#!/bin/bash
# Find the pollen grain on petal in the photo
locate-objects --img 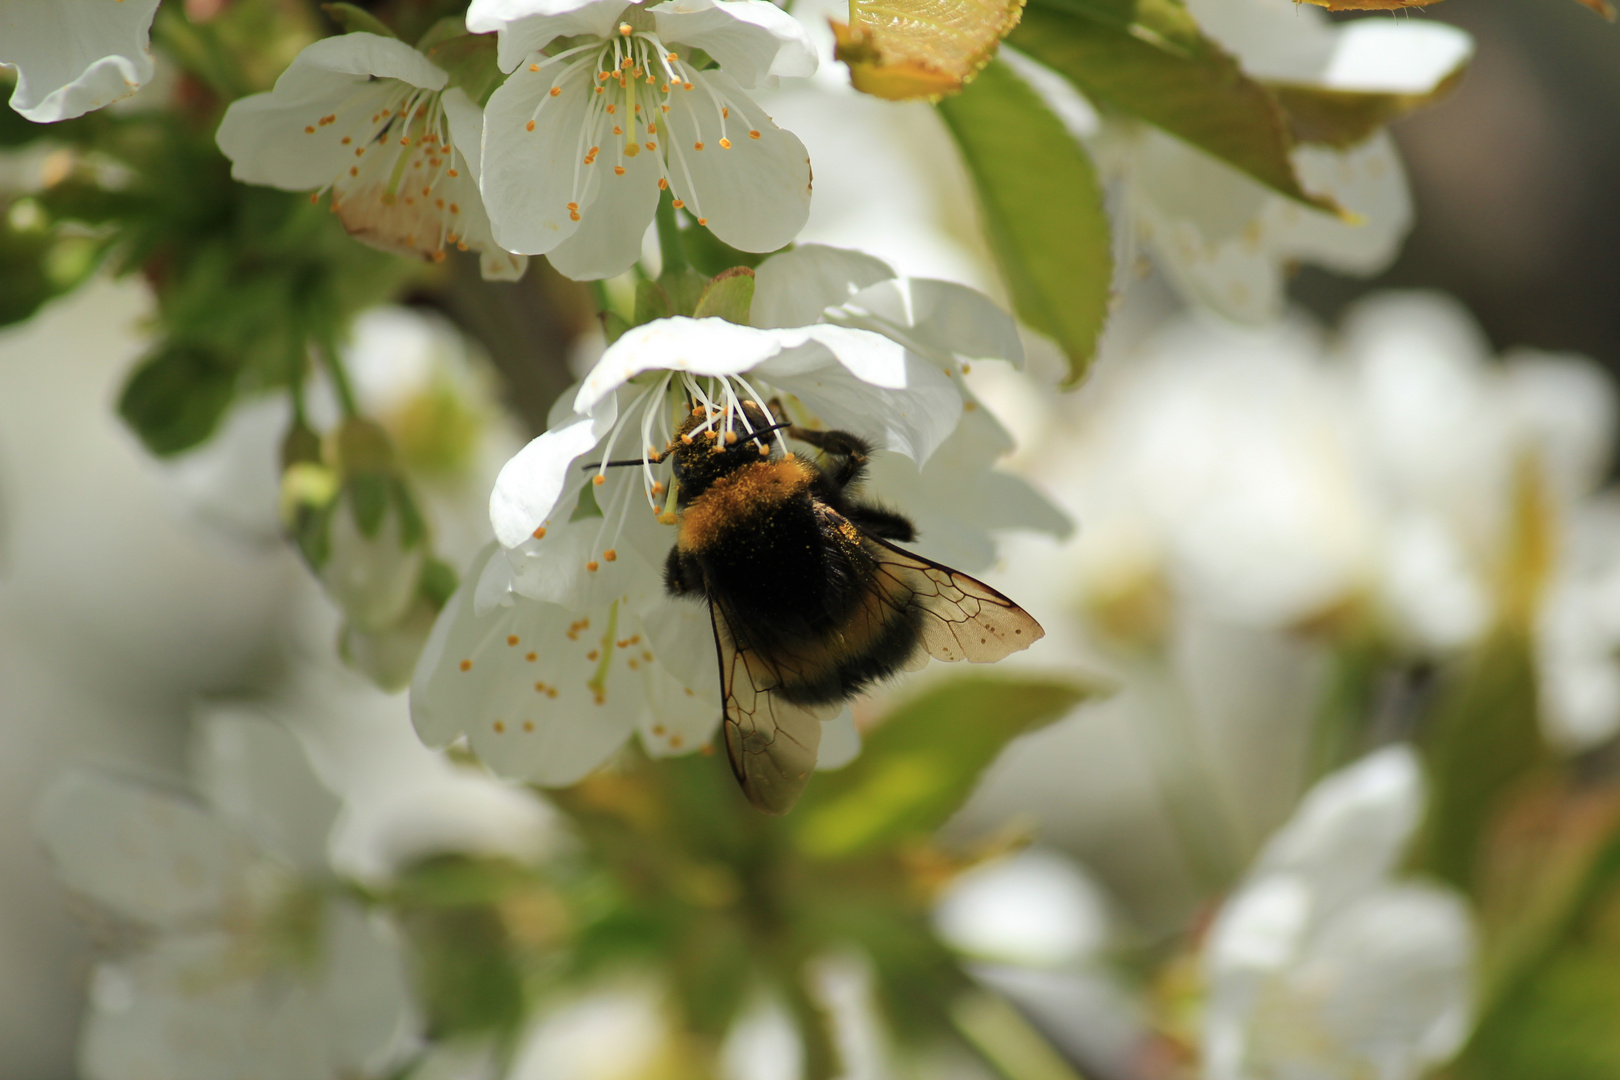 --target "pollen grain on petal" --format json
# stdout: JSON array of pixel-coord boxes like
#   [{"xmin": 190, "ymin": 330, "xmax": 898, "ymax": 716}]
[{"xmin": 460, "ymin": 659, "xmax": 474, "ymax": 672}]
